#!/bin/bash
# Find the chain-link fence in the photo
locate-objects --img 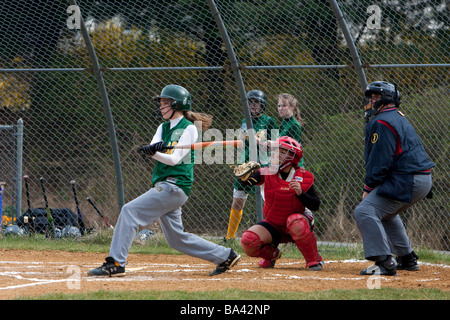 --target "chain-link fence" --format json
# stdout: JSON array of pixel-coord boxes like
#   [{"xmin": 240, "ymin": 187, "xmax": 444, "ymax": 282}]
[
  {"xmin": 0, "ymin": 1, "xmax": 448, "ymax": 251},
  {"xmin": 0, "ymin": 119, "xmax": 23, "ymax": 231}
]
